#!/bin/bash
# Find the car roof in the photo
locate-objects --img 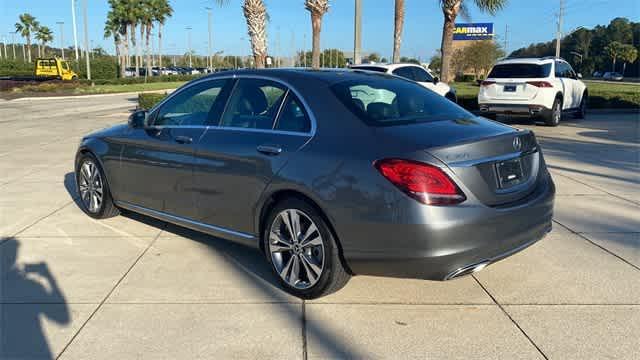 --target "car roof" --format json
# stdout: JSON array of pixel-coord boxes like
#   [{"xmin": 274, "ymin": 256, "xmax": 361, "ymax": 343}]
[
  {"xmin": 350, "ymin": 63, "xmax": 425, "ymax": 71},
  {"xmin": 202, "ymin": 67, "xmax": 396, "ymax": 85},
  {"xmin": 495, "ymin": 57, "xmax": 562, "ymax": 65}
]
